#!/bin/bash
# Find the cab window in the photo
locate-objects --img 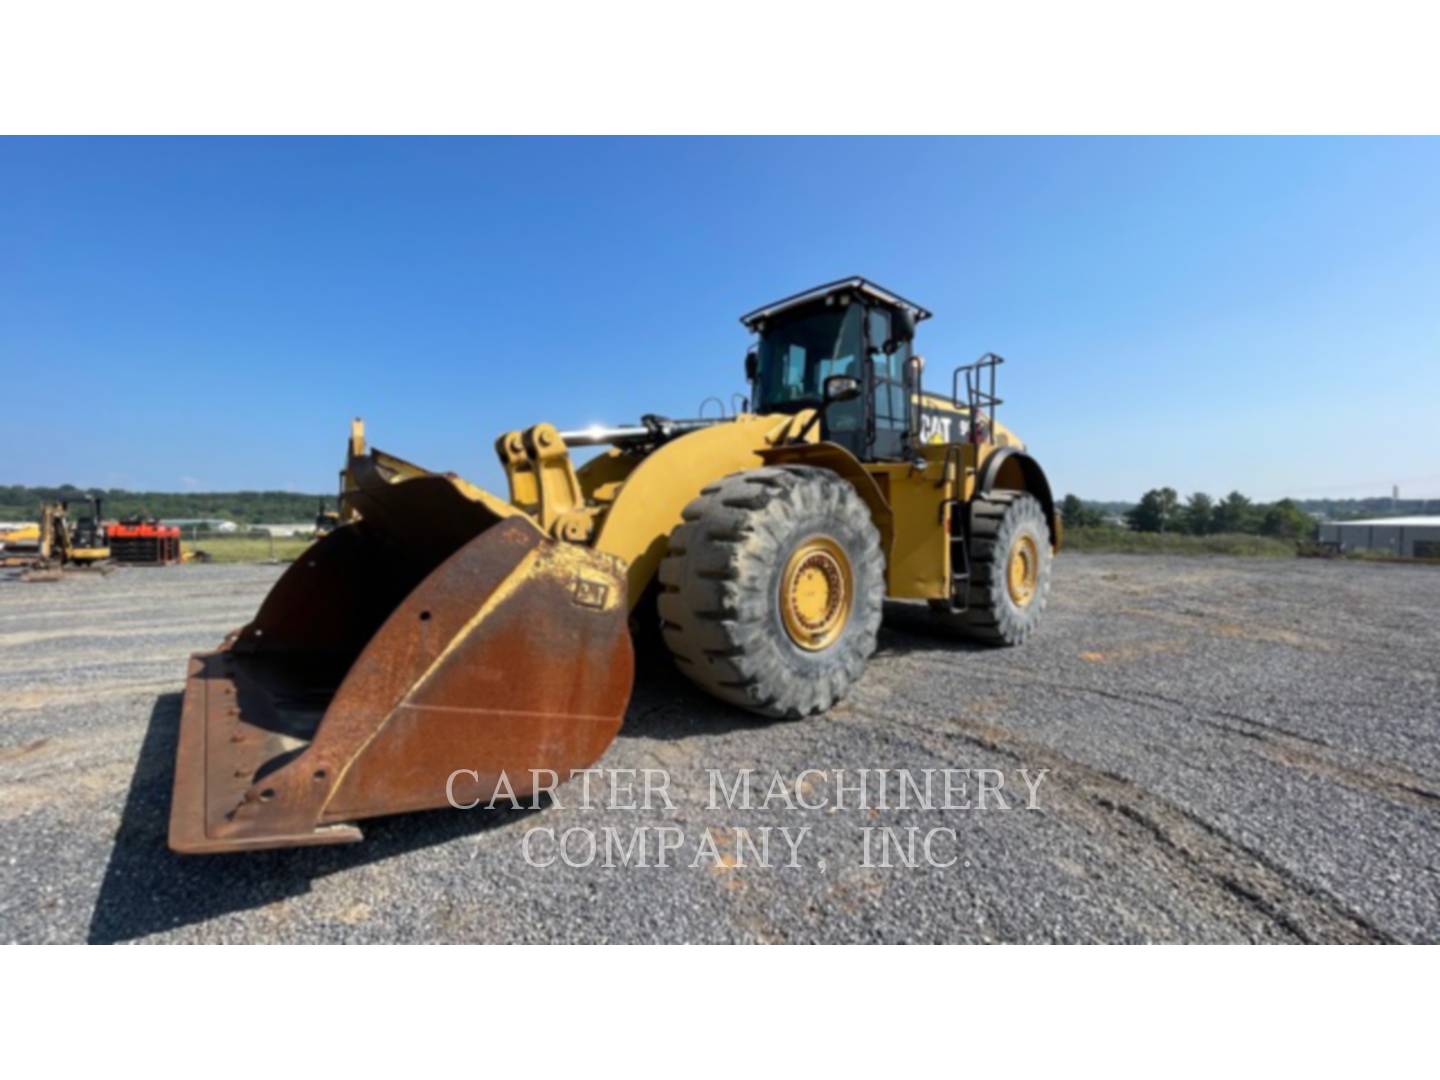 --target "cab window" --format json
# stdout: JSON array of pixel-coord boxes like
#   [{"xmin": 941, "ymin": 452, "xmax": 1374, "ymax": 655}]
[{"xmin": 755, "ymin": 306, "xmax": 863, "ymax": 411}]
